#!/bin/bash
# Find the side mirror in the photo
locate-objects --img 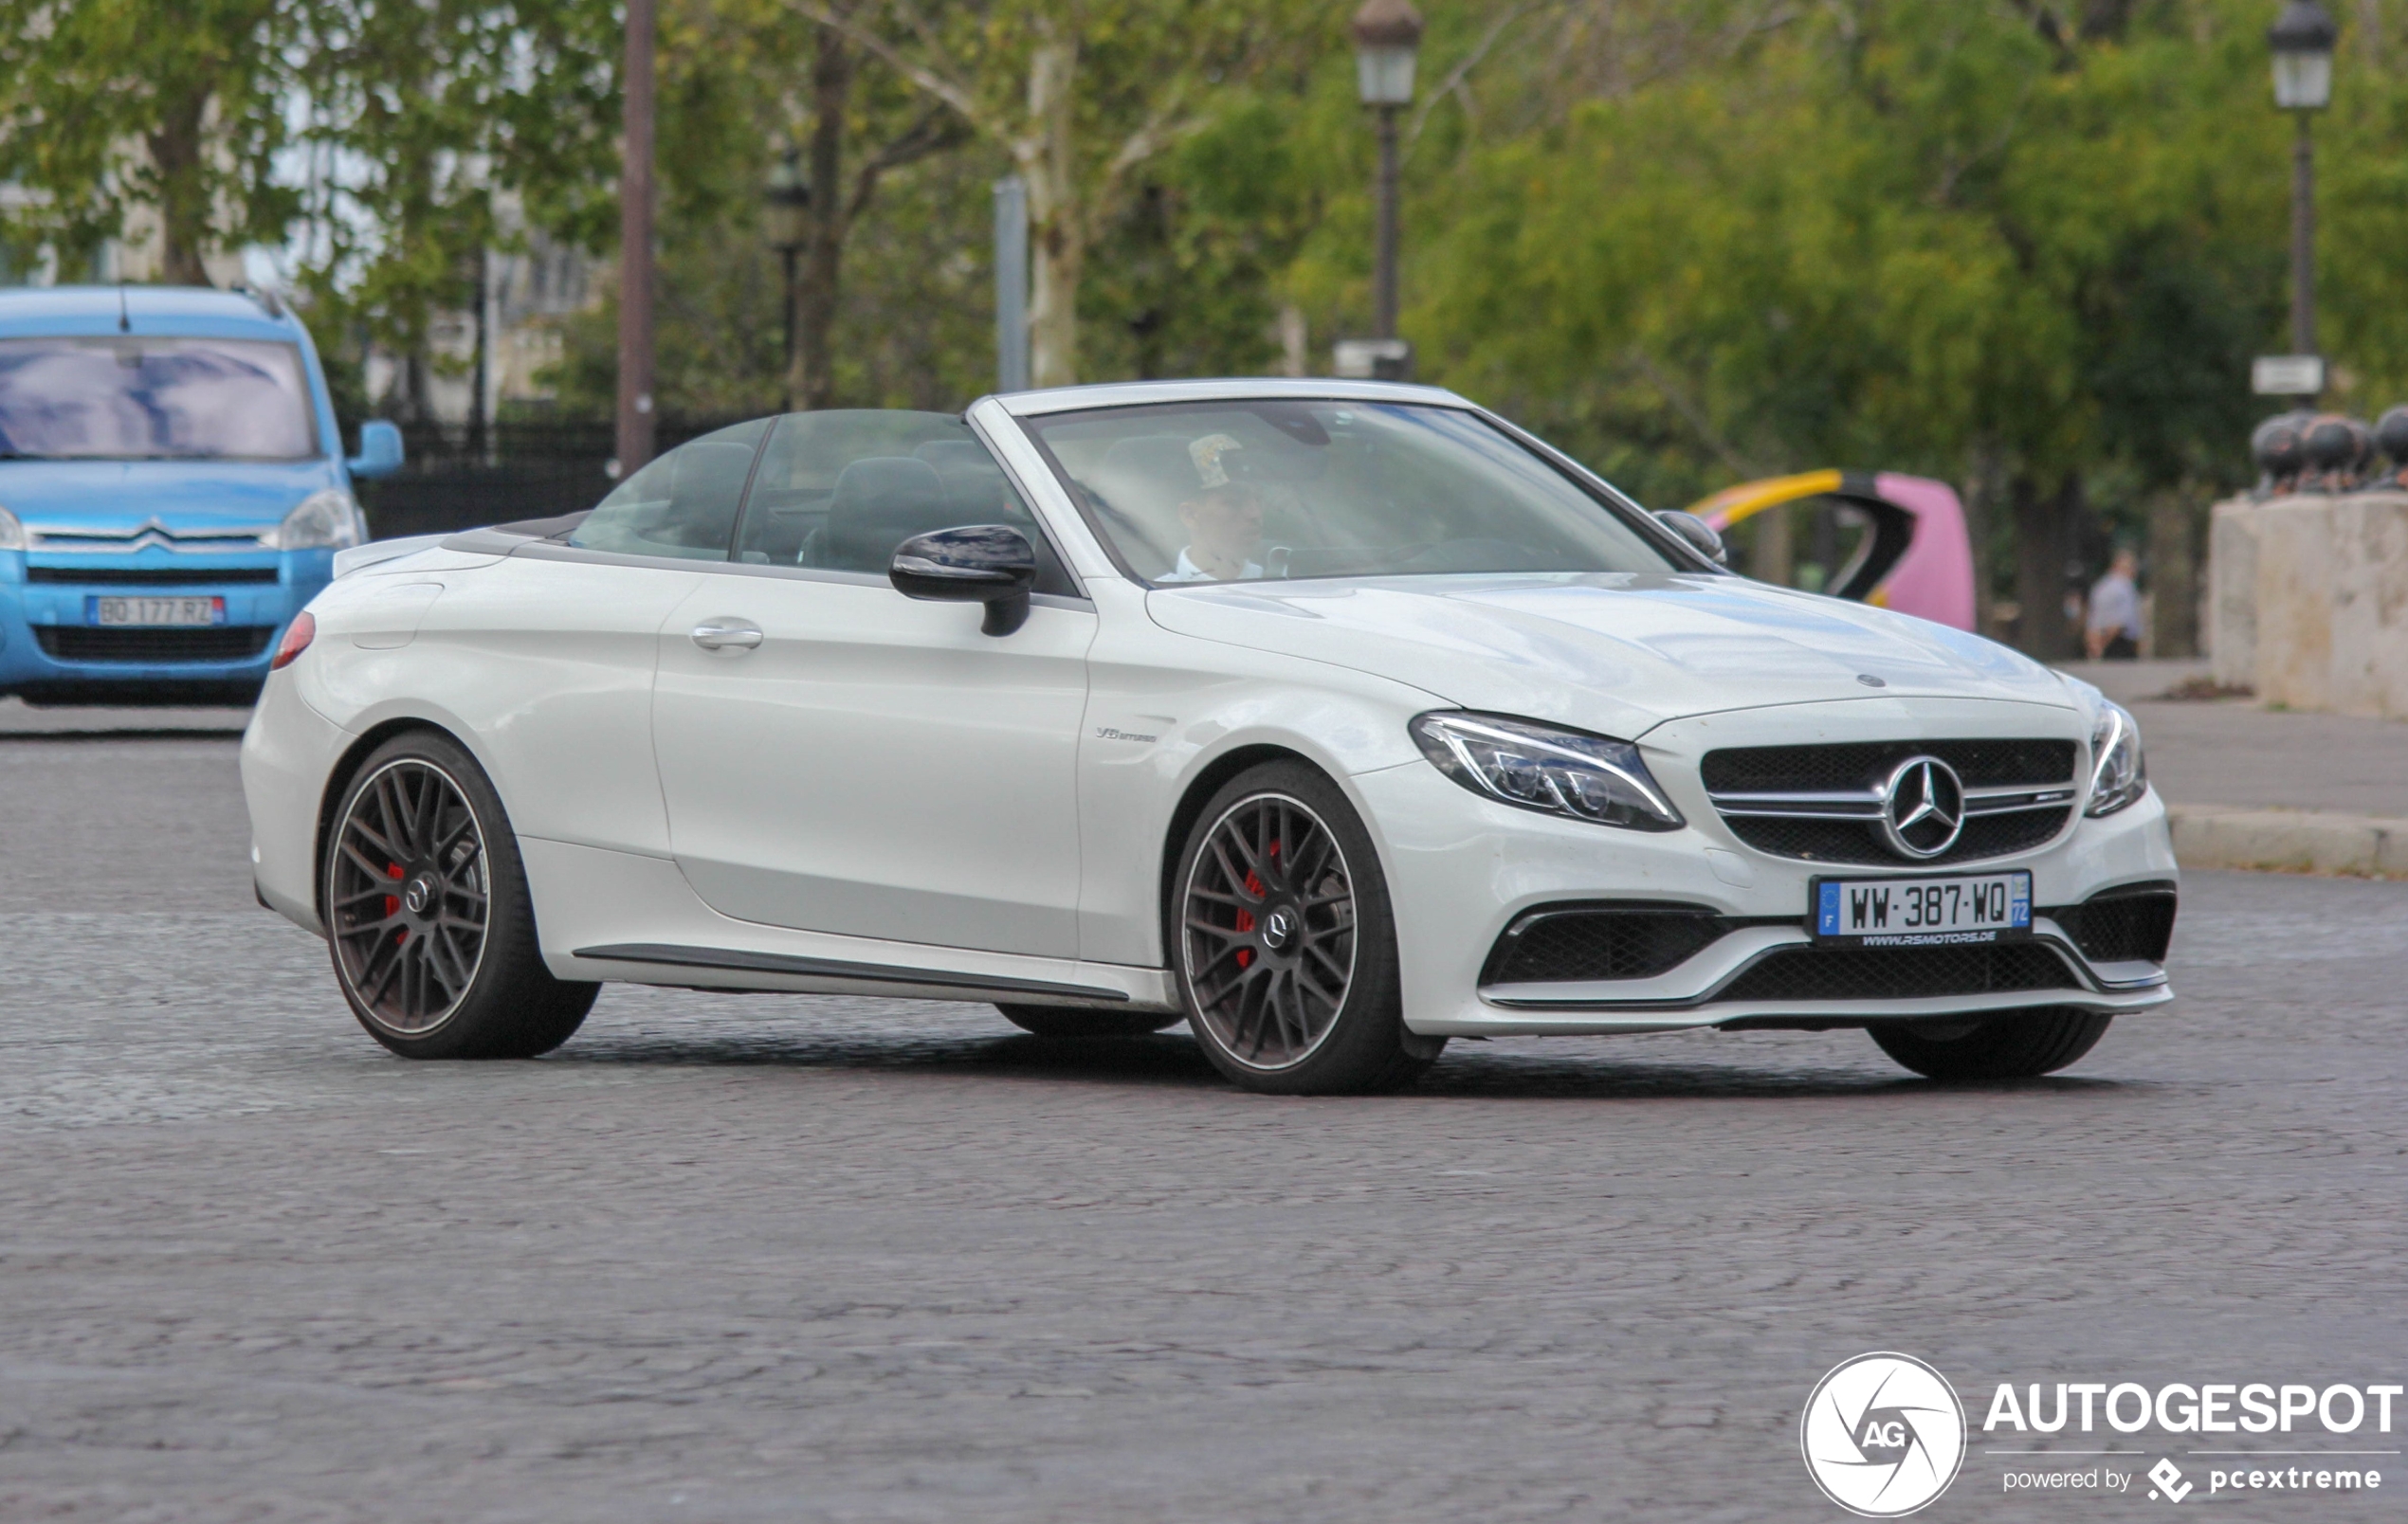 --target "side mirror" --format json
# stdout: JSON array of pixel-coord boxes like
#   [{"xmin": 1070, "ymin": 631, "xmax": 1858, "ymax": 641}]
[
  {"xmin": 1655, "ymin": 509, "xmax": 1727, "ymax": 566},
  {"xmin": 890, "ymin": 524, "xmax": 1038, "ymax": 636},
  {"xmin": 348, "ymin": 420, "xmax": 405, "ymax": 481}
]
